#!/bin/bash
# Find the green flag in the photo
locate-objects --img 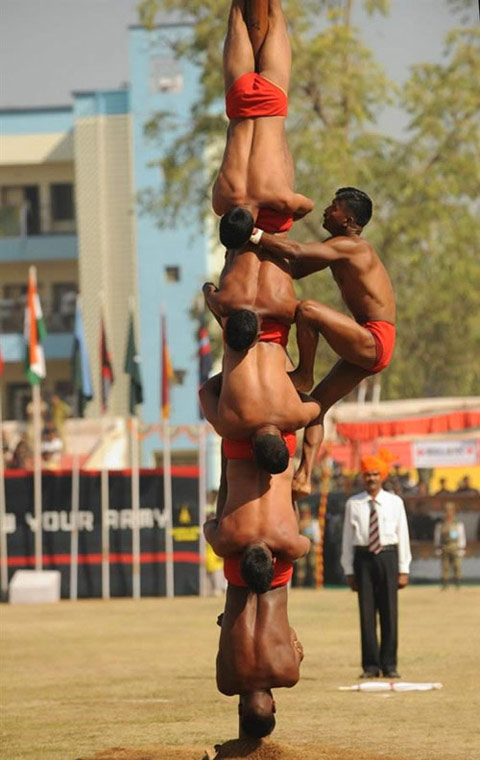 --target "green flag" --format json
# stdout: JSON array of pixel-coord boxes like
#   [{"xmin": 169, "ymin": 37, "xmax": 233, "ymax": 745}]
[{"xmin": 124, "ymin": 312, "xmax": 143, "ymax": 415}]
